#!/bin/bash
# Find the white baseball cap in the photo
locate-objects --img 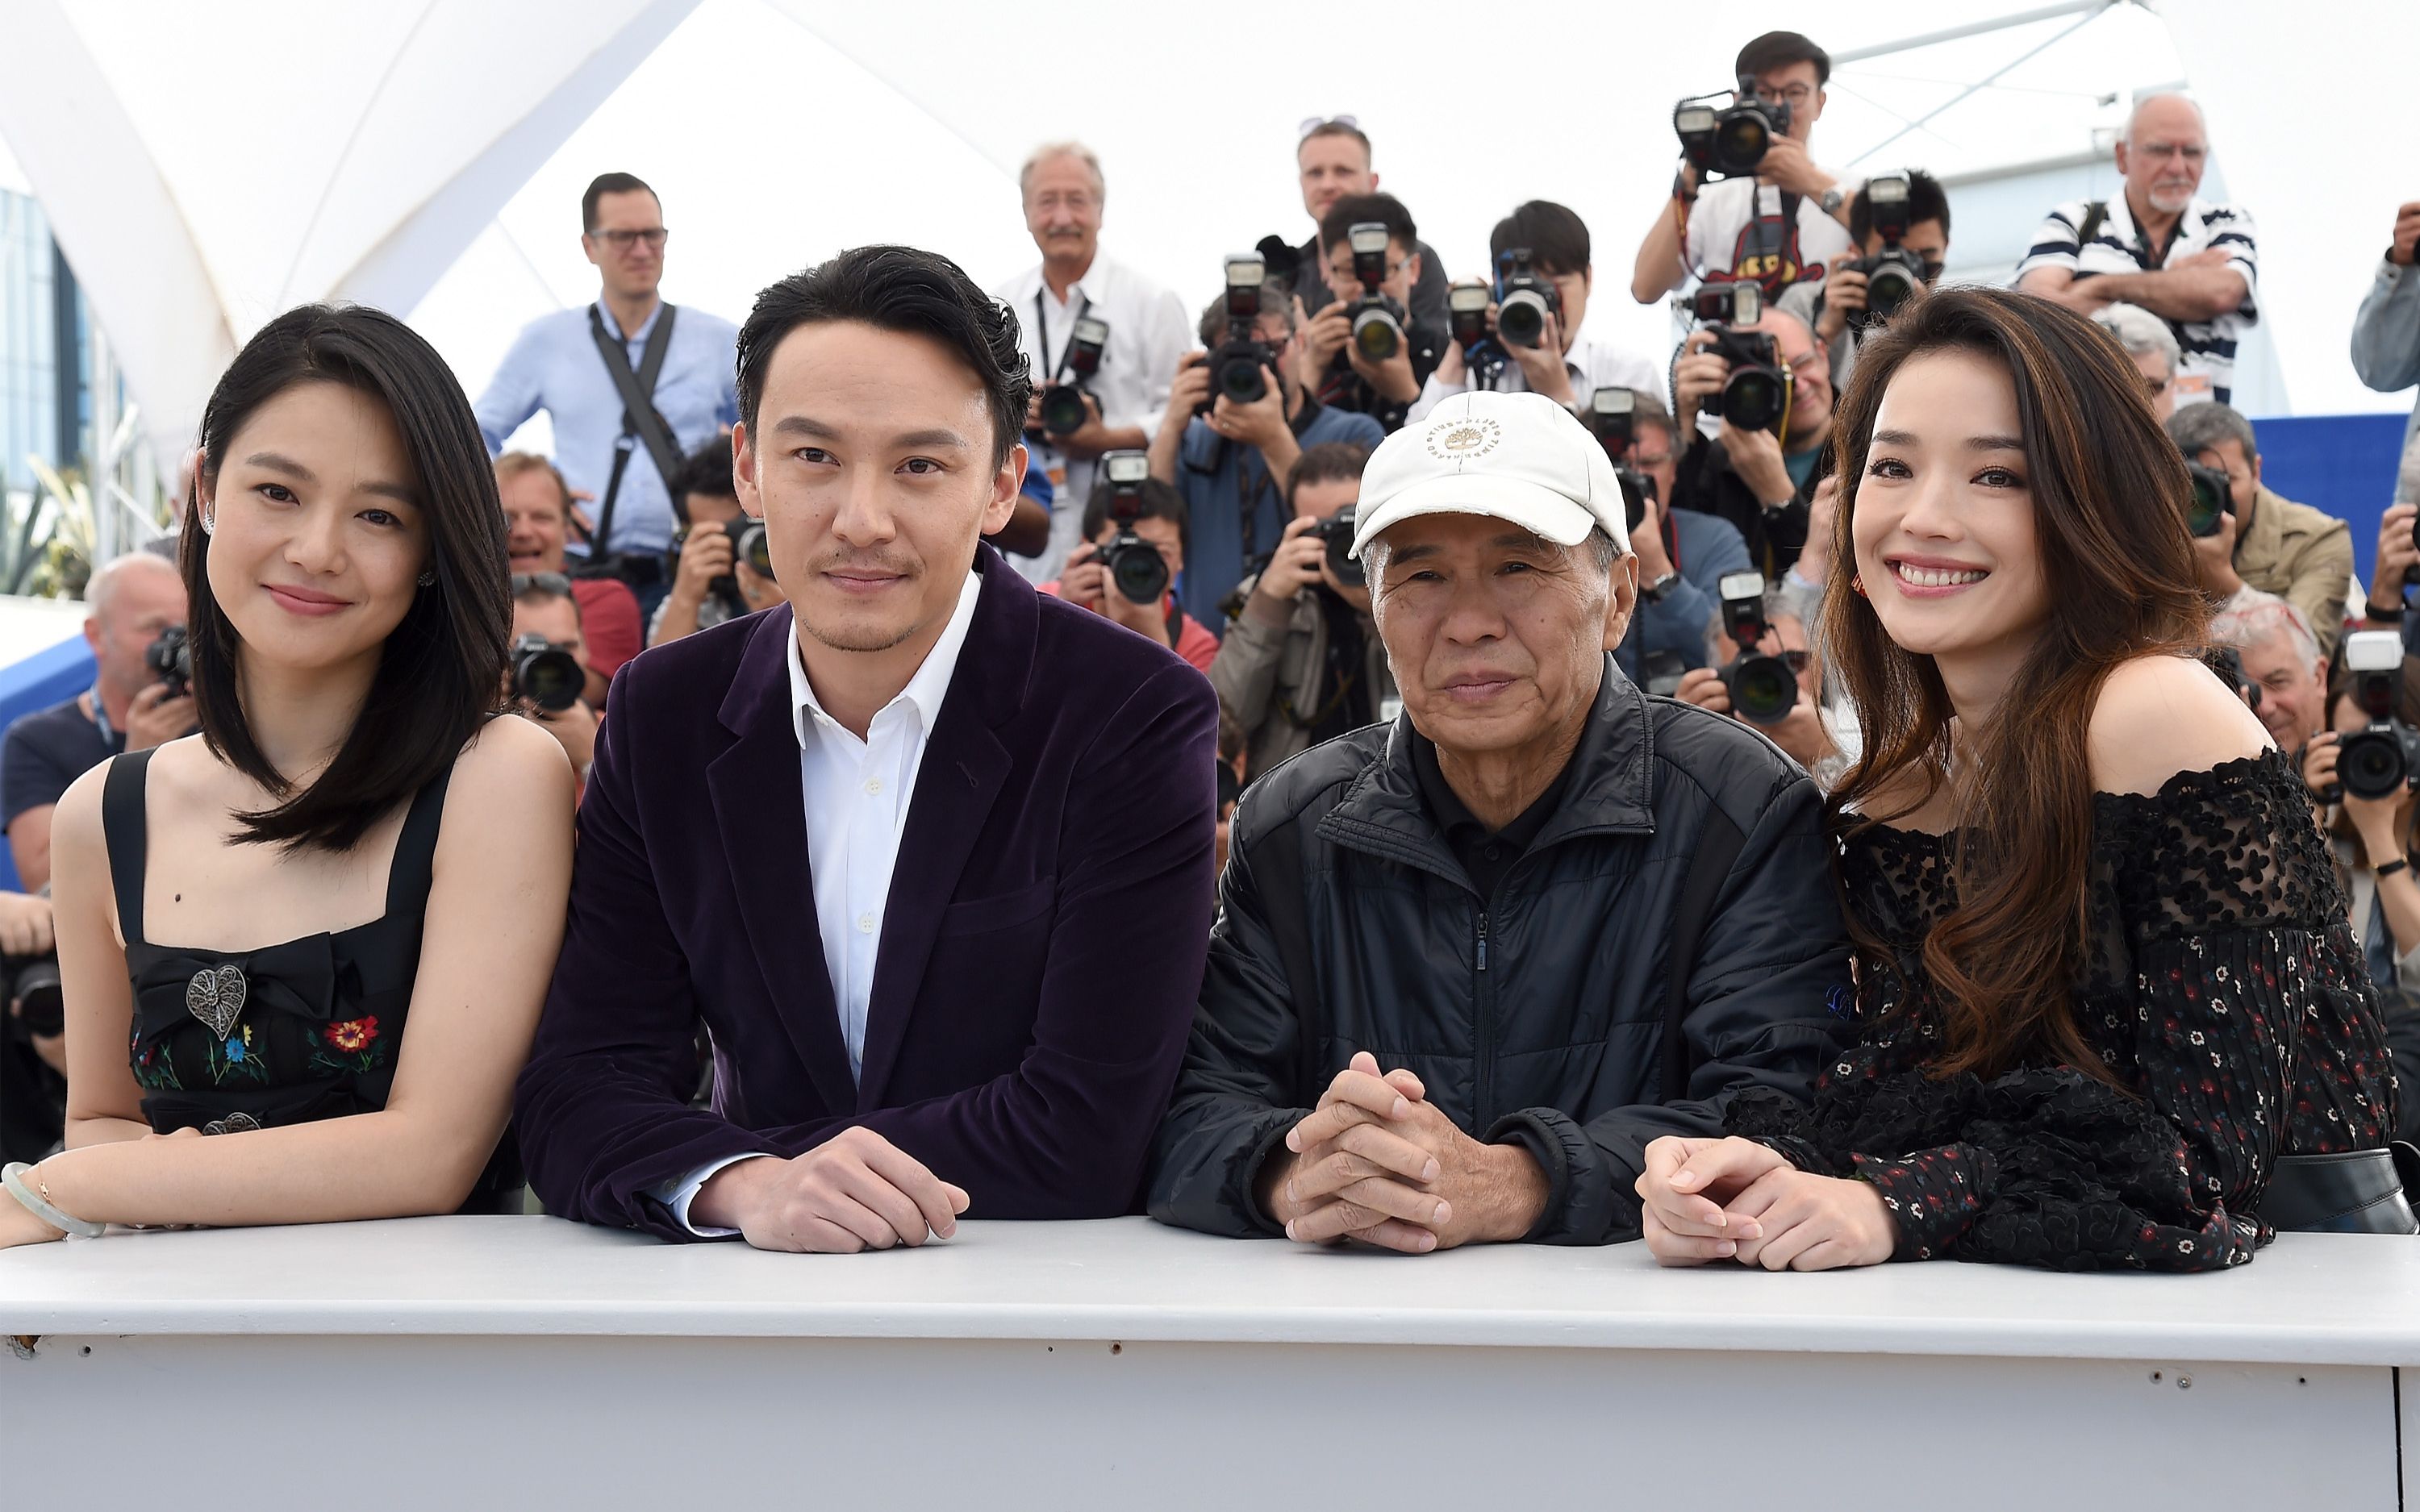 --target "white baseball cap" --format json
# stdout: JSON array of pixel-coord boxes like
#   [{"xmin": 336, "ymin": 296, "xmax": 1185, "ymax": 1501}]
[{"xmin": 1350, "ymin": 389, "xmax": 1632, "ymax": 560}]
